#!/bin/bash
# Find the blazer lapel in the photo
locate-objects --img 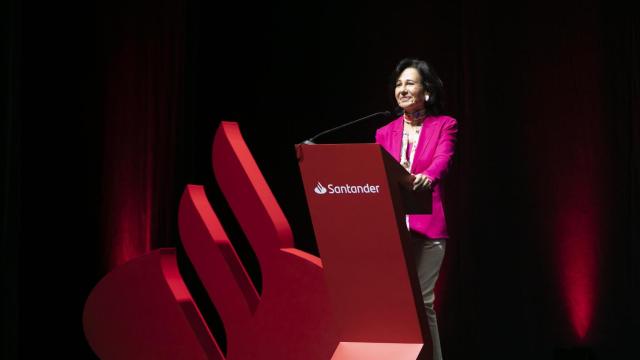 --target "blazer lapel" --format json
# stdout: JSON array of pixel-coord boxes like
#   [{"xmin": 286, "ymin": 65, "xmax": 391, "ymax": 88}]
[
  {"xmin": 413, "ymin": 117, "xmax": 438, "ymax": 170},
  {"xmin": 389, "ymin": 117, "xmax": 404, "ymax": 162}
]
